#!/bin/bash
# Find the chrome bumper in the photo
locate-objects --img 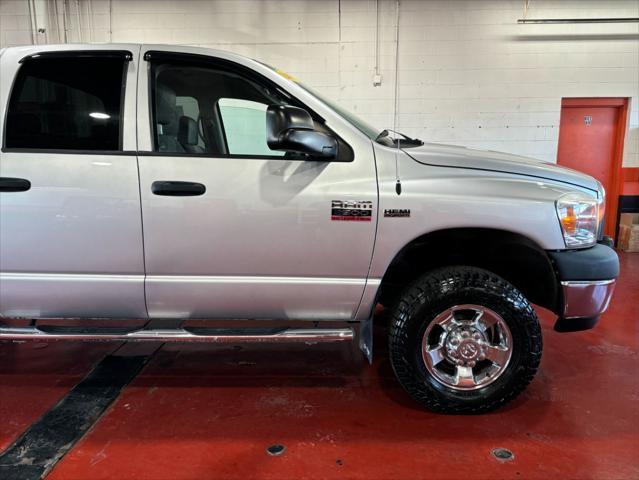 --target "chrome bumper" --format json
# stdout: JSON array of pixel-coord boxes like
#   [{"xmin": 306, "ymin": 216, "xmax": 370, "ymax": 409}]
[{"xmin": 561, "ymin": 279, "xmax": 616, "ymax": 319}]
